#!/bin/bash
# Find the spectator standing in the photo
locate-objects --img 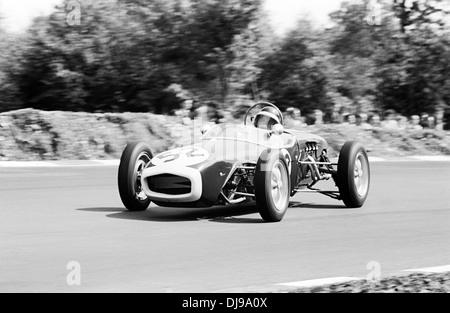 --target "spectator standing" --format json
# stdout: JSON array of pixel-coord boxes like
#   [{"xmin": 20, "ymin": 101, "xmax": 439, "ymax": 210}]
[
  {"xmin": 408, "ymin": 115, "xmax": 423, "ymax": 131},
  {"xmin": 347, "ymin": 114, "xmax": 356, "ymax": 125},
  {"xmin": 314, "ymin": 110, "xmax": 324, "ymax": 125},
  {"xmin": 397, "ymin": 115, "xmax": 408, "ymax": 130},
  {"xmin": 435, "ymin": 107, "xmax": 445, "ymax": 131},
  {"xmin": 285, "ymin": 107, "xmax": 306, "ymax": 128},
  {"xmin": 381, "ymin": 109, "xmax": 399, "ymax": 130},
  {"xmin": 427, "ymin": 116, "xmax": 436, "ymax": 129},
  {"xmin": 206, "ymin": 101, "xmax": 224, "ymax": 124},
  {"xmin": 420, "ymin": 113, "xmax": 429, "ymax": 129},
  {"xmin": 181, "ymin": 99, "xmax": 194, "ymax": 126},
  {"xmin": 356, "ymin": 113, "xmax": 372, "ymax": 130},
  {"xmin": 368, "ymin": 114, "xmax": 381, "ymax": 127}
]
